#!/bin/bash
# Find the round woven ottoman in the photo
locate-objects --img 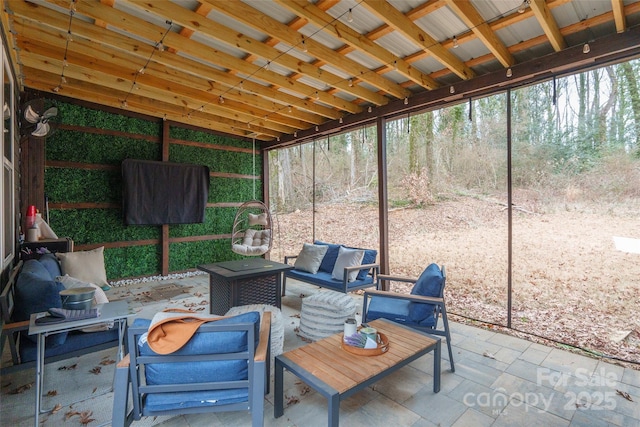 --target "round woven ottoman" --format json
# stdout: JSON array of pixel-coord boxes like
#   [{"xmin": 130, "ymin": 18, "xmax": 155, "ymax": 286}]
[
  {"xmin": 225, "ymin": 304, "xmax": 284, "ymax": 364},
  {"xmin": 299, "ymin": 291, "xmax": 357, "ymax": 341}
]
